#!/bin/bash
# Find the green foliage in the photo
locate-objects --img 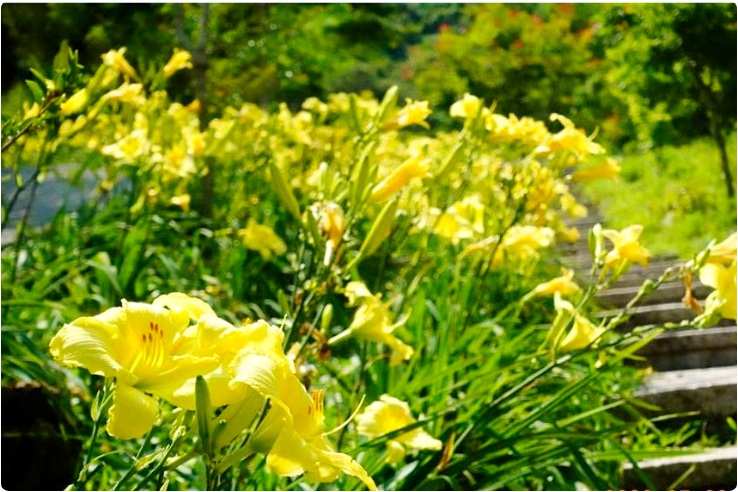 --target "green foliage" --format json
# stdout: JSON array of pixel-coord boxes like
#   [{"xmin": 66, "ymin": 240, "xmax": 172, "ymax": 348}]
[{"xmin": 406, "ymin": 5, "xmax": 600, "ymax": 124}]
